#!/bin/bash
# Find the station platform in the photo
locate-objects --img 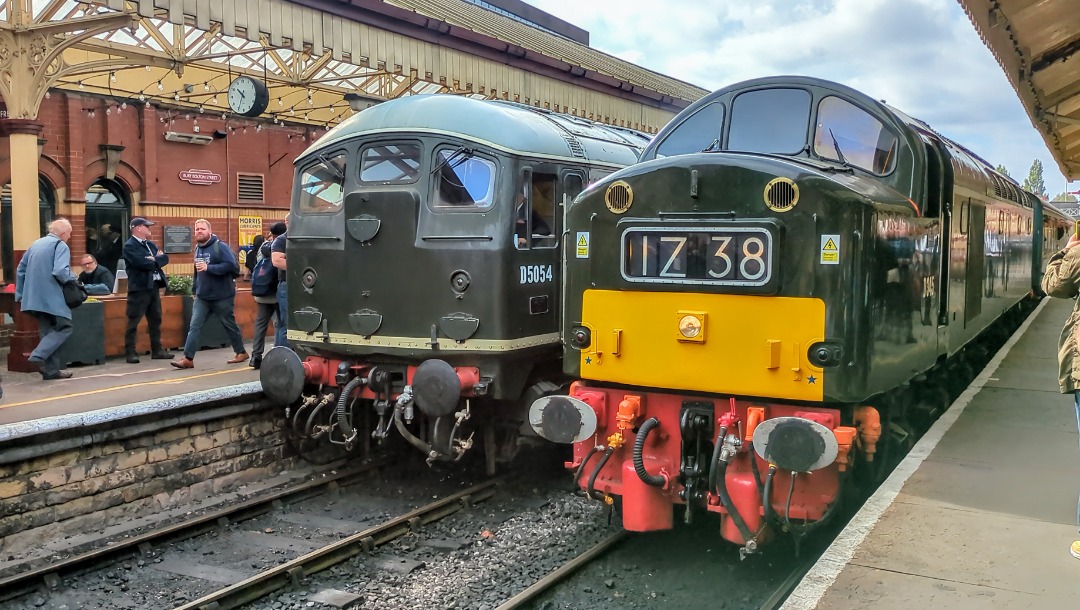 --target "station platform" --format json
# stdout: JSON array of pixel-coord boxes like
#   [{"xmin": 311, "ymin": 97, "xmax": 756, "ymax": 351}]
[
  {"xmin": 0, "ymin": 346, "xmax": 262, "ymax": 443},
  {"xmin": 783, "ymin": 297, "xmax": 1080, "ymax": 609}
]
